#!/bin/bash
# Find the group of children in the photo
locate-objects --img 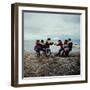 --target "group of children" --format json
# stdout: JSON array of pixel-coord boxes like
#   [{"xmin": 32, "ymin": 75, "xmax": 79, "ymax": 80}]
[{"xmin": 34, "ymin": 38, "xmax": 73, "ymax": 57}]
